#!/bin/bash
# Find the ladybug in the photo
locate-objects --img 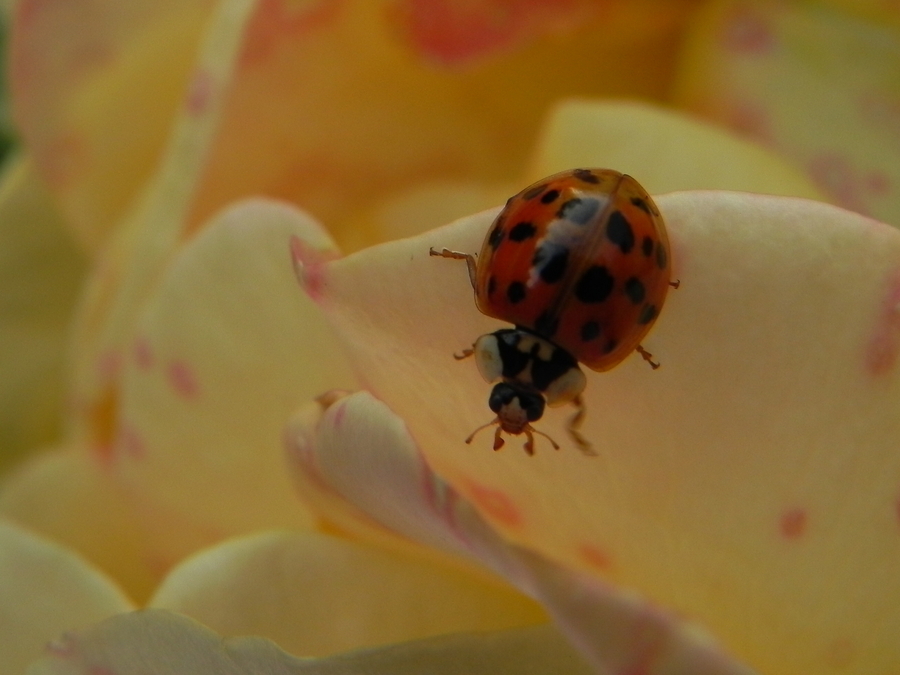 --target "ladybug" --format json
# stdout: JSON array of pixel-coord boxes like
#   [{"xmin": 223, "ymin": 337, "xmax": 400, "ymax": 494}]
[{"xmin": 430, "ymin": 168, "xmax": 677, "ymax": 456}]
